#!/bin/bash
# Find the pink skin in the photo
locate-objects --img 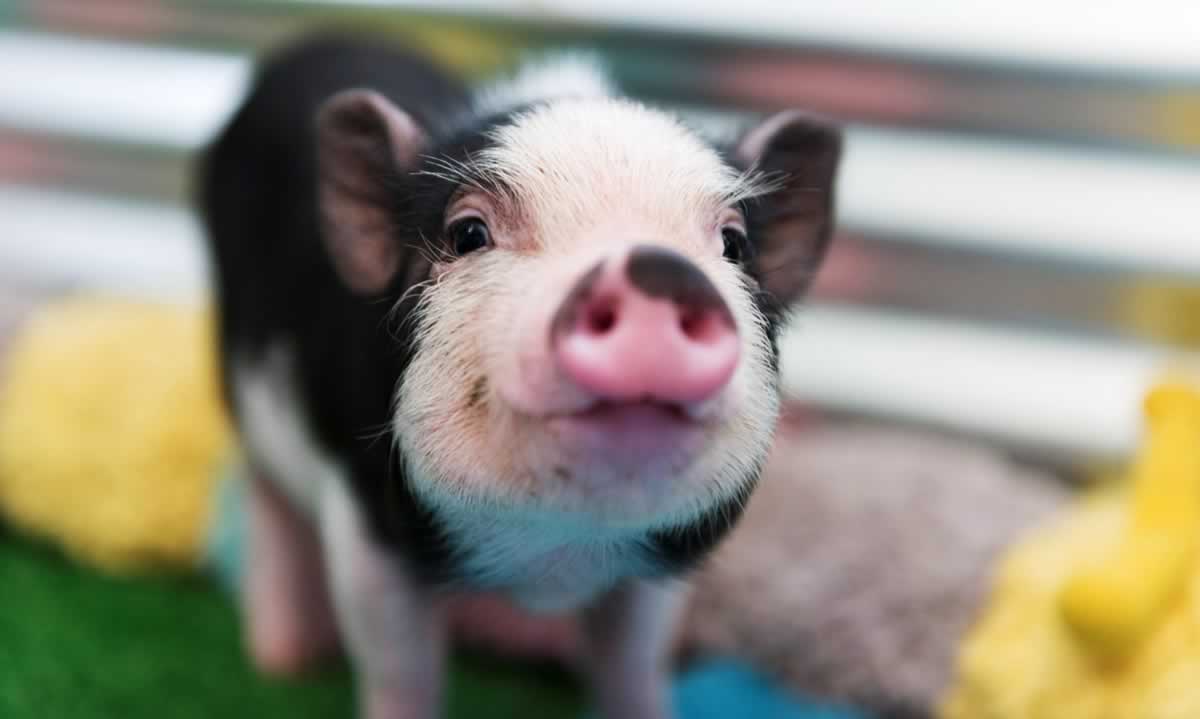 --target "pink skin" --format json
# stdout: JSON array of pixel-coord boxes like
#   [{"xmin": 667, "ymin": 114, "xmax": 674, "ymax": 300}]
[
  {"xmin": 553, "ymin": 258, "xmax": 740, "ymax": 407},
  {"xmin": 243, "ymin": 472, "xmax": 341, "ymax": 675},
  {"xmin": 320, "ymin": 470, "xmax": 447, "ymax": 719},
  {"xmin": 445, "ymin": 595, "xmax": 582, "ymax": 663},
  {"xmin": 583, "ymin": 581, "xmax": 689, "ymax": 719}
]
